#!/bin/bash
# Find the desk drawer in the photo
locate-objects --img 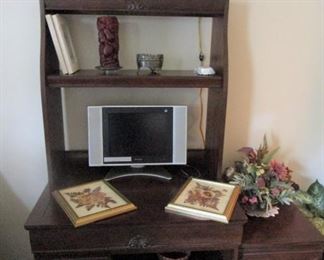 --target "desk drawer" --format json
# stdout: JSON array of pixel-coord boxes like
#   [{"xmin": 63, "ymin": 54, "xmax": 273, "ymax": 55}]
[{"xmin": 30, "ymin": 223, "xmax": 243, "ymax": 256}]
